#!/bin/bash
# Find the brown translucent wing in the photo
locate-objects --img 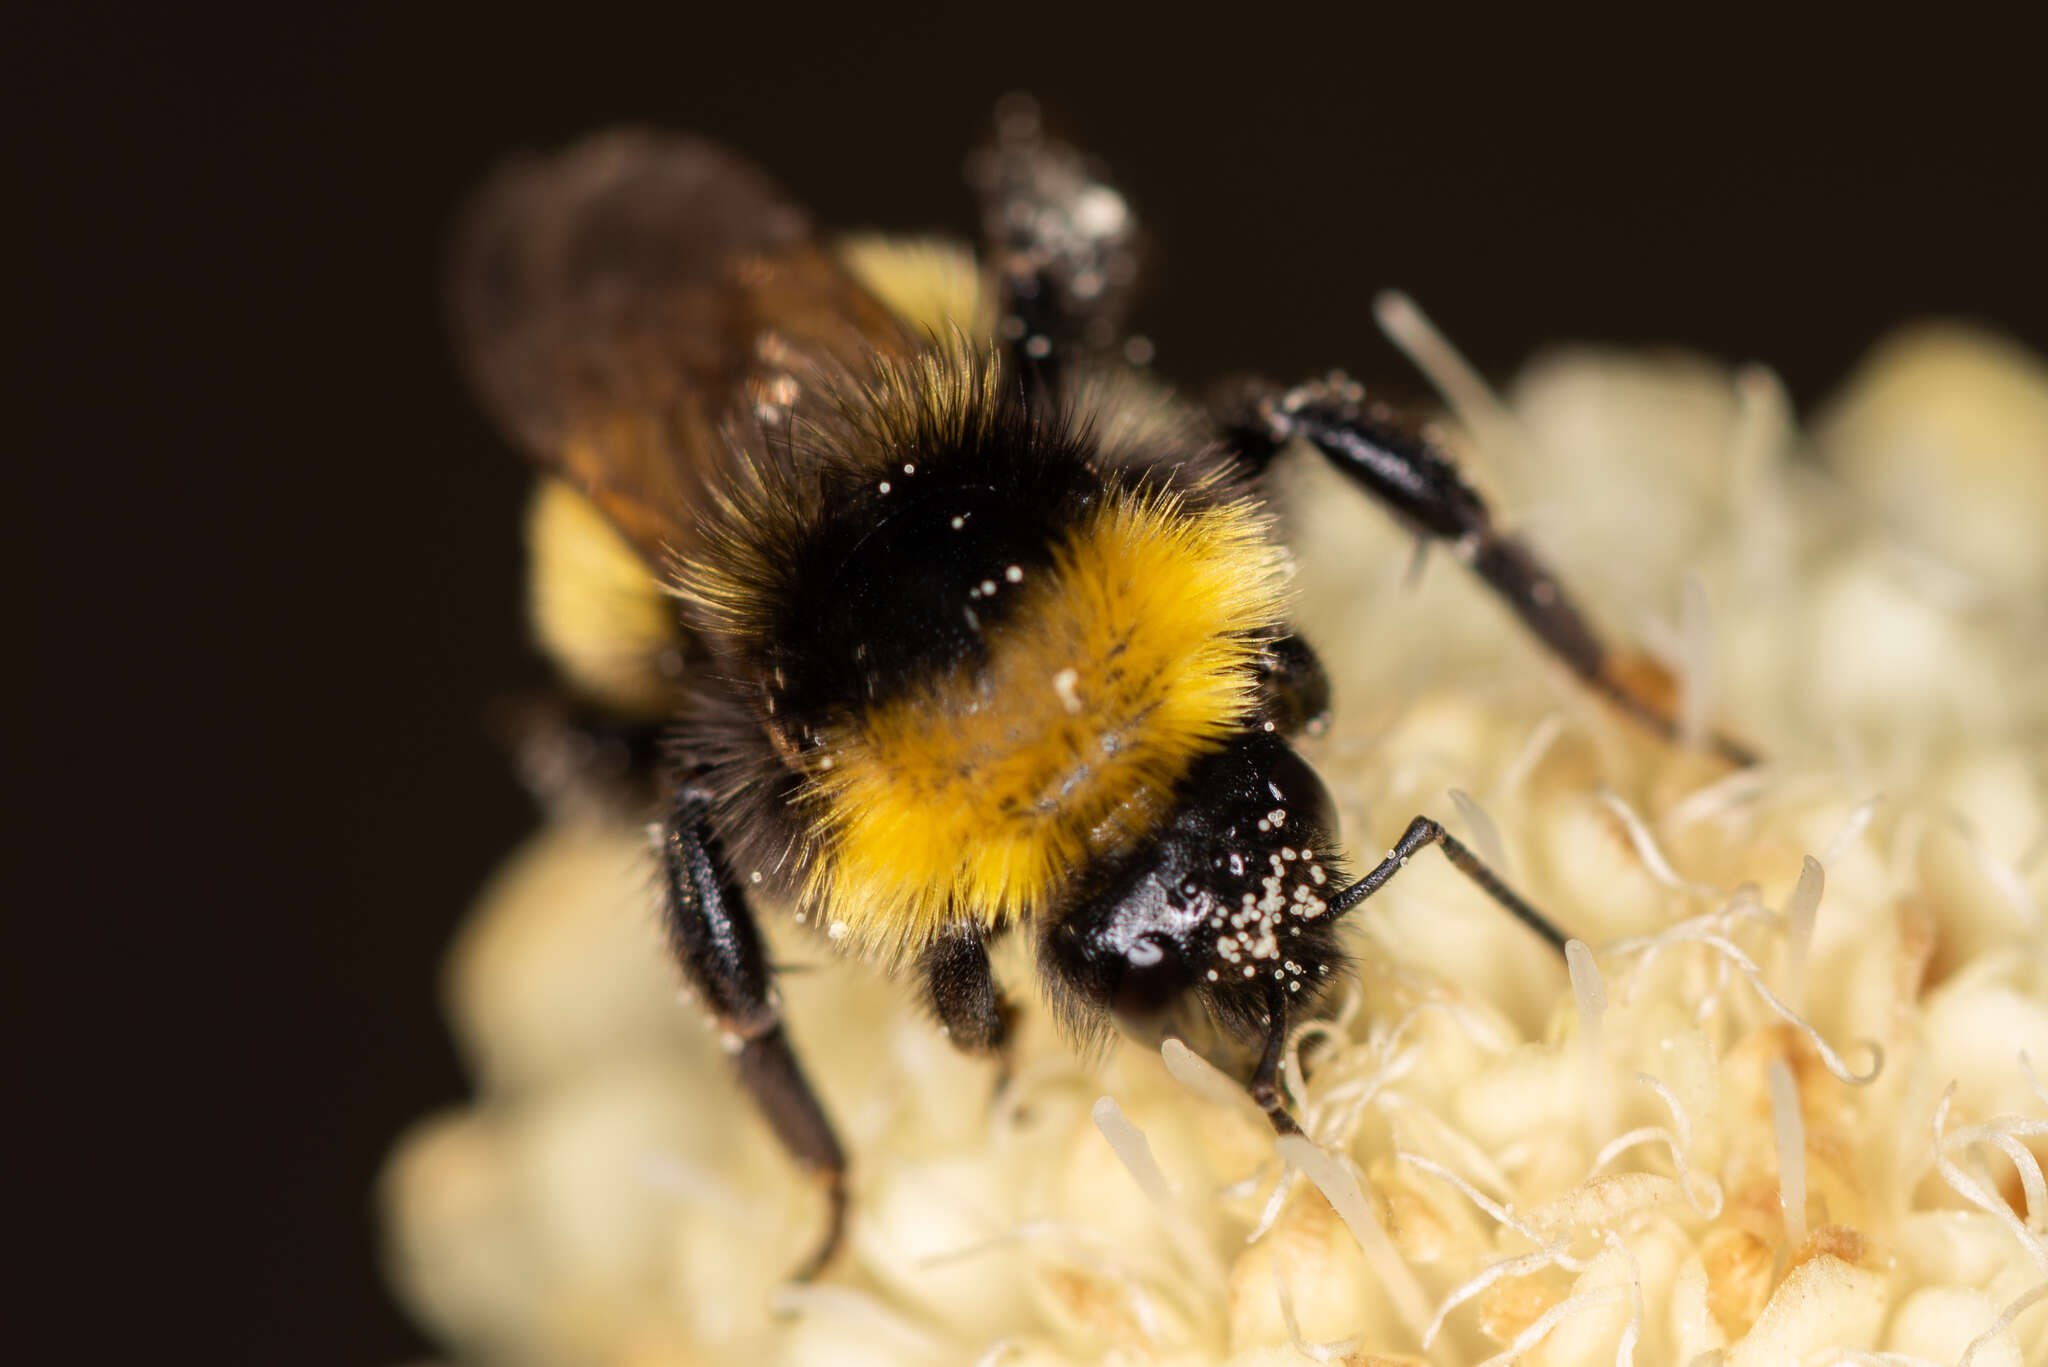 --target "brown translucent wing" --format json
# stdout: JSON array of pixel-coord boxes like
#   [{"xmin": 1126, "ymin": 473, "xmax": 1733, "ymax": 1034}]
[{"xmin": 449, "ymin": 129, "xmax": 913, "ymax": 565}]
